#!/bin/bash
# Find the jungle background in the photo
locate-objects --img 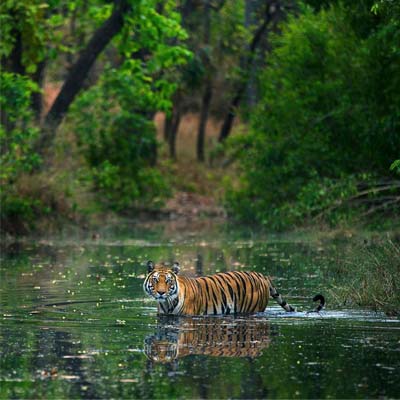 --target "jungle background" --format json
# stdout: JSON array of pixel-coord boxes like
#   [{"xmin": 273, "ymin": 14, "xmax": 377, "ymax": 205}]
[{"xmin": 1, "ymin": 0, "xmax": 399, "ymax": 236}]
